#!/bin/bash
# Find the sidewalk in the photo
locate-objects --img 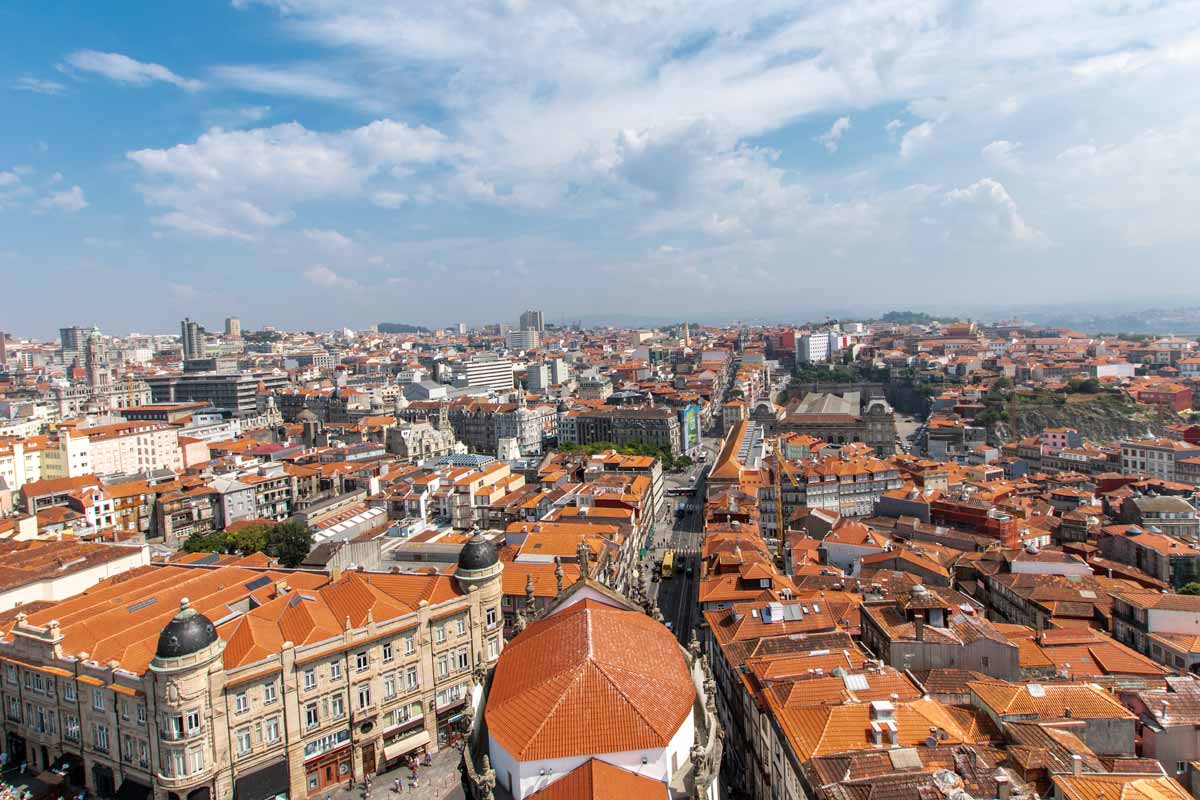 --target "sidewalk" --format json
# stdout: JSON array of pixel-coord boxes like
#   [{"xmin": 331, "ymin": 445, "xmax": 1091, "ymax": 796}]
[{"xmin": 329, "ymin": 747, "xmax": 465, "ymax": 800}]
